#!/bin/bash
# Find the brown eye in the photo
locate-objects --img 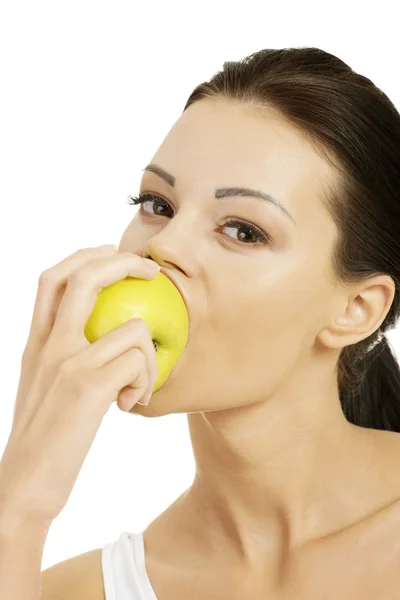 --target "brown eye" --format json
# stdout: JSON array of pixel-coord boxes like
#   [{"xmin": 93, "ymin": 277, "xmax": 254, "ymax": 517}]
[
  {"xmin": 217, "ymin": 219, "xmax": 271, "ymax": 245},
  {"xmin": 126, "ymin": 193, "xmax": 272, "ymax": 245},
  {"xmin": 126, "ymin": 193, "xmax": 173, "ymax": 217}
]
